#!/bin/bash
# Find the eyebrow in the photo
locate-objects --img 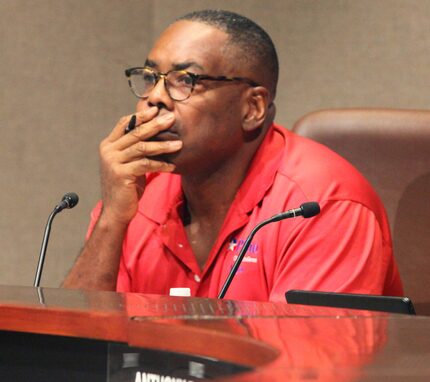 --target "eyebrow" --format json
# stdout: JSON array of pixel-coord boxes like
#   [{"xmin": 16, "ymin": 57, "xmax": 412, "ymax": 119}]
[{"xmin": 144, "ymin": 59, "xmax": 205, "ymax": 72}]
